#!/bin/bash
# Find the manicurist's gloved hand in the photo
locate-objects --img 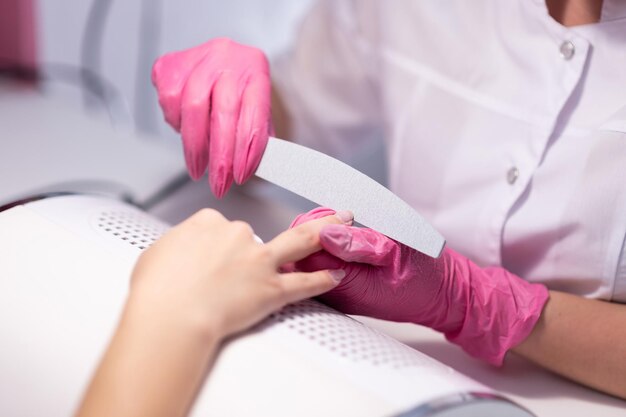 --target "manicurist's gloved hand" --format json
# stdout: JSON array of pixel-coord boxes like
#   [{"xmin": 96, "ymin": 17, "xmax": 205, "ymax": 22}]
[
  {"xmin": 152, "ymin": 38, "xmax": 271, "ymax": 197},
  {"xmin": 290, "ymin": 207, "xmax": 550, "ymax": 365}
]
